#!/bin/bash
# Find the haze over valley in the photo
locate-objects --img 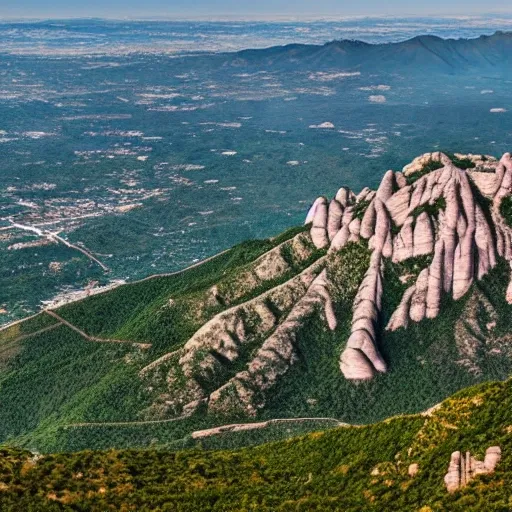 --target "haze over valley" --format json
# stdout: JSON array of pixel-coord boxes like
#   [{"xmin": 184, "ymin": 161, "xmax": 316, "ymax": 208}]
[{"xmin": 1, "ymin": 18, "xmax": 512, "ymax": 324}]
